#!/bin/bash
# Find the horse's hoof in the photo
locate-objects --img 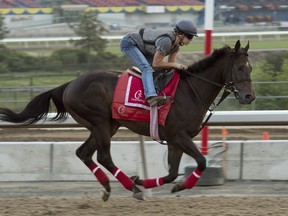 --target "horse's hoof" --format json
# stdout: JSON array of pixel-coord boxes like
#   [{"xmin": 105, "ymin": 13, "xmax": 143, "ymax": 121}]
[
  {"xmin": 101, "ymin": 189, "xmax": 110, "ymax": 202},
  {"xmin": 171, "ymin": 183, "xmax": 186, "ymax": 193},
  {"xmin": 131, "ymin": 185, "xmax": 144, "ymax": 200},
  {"xmin": 133, "ymin": 191, "xmax": 145, "ymax": 201}
]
